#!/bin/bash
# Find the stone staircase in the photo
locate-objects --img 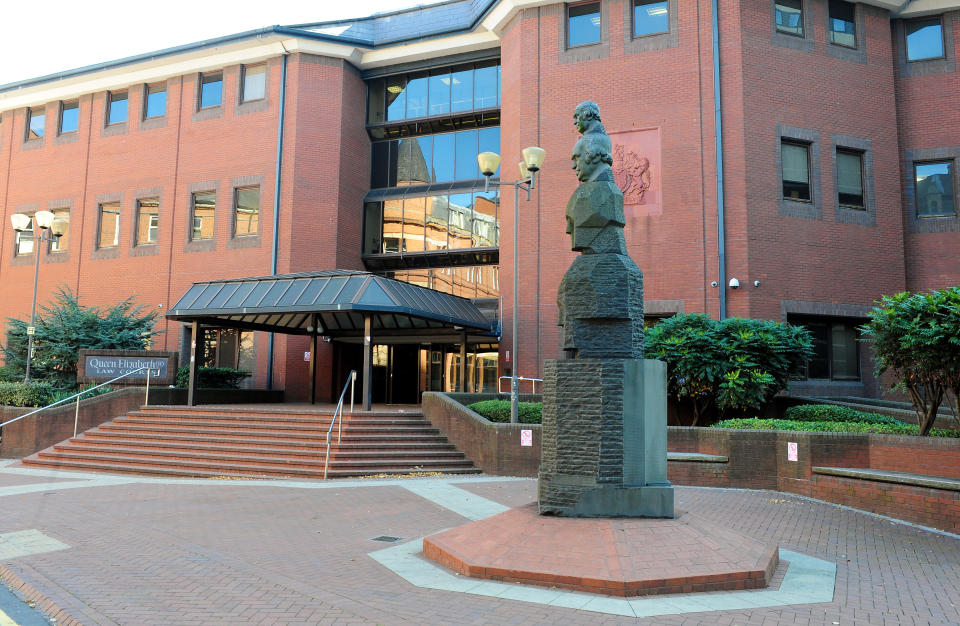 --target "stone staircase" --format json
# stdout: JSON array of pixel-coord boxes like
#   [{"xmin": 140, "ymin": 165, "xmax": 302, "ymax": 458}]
[{"xmin": 20, "ymin": 405, "xmax": 480, "ymax": 479}]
